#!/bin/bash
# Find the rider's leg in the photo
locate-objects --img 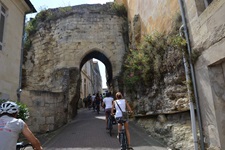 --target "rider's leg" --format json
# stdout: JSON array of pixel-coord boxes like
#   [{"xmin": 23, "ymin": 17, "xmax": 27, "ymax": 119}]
[
  {"xmin": 124, "ymin": 122, "xmax": 132, "ymax": 148},
  {"xmin": 105, "ymin": 111, "xmax": 109, "ymax": 129}
]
